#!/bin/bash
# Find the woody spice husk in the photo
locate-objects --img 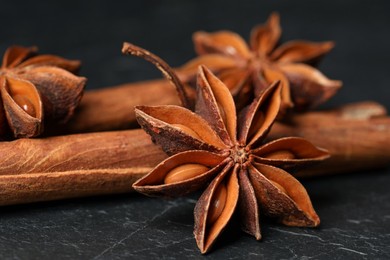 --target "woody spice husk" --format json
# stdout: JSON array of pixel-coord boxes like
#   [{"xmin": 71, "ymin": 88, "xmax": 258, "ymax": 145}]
[{"xmin": 0, "ymin": 129, "xmax": 167, "ymax": 206}]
